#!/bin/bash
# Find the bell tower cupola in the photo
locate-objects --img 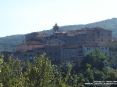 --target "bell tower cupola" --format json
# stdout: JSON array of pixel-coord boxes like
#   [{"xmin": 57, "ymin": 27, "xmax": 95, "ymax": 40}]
[{"xmin": 53, "ymin": 23, "xmax": 59, "ymax": 33}]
